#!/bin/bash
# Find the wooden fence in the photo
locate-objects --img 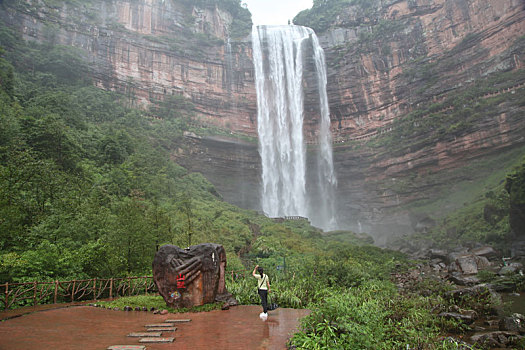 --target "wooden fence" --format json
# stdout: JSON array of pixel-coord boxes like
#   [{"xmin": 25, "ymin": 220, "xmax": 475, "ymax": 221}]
[{"xmin": 1, "ymin": 276, "xmax": 156, "ymax": 310}]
